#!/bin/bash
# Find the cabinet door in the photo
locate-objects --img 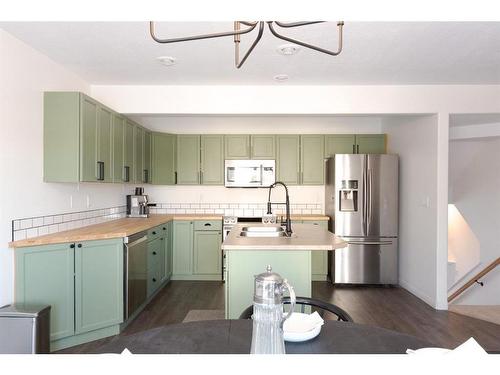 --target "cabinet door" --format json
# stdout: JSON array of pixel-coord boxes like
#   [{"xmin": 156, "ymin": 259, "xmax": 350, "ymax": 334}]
[
  {"xmin": 124, "ymin": 120, "xmax": 135, "ymax": 183},
  {"xmin": 112, "ymin": 114, "xmax": 125, "ymax": 182},
  {"xmin": 173, "ymin": 221, "xmax": 194, "ymax": 275},
  {"xmin": 166, "ymin": 222, "xmax": 174, "ymax": 278},
  {"xmin": 324, "ymin": 134, "xmax": 356, "ymax": 157},
  {"xmin": 251, "ymin": 135, "xmax": 275, "ymax": 159},
  {"xmin": 15, "ymin": 243, "xmax": 75, "ymax": 341},
  {"xmin": 176, "ymin": 135, "xmax": 200, "ymax": 185},
  {"xmin": 144, "ymin": 130, "xmax": 151, "ymax": 183},
  {"xmin": 276, "ymin": 135, "xmax": 300, "ymax": 185},
  {"xmin": 224, "ymin": 135, "xmax": 250, "ymax": 159},
  {"xmin": 201, "ymin": 135, "xmax": 224, "ymax": 185},
  {"xmin": 193, "ymin": 230, "xmax": 222, "ymax": 275},
  {"xmin": 152, "ymin": 133, "xmax": 176, "ymax": 185},
  {"xmin": 305, "ymin": 221, "xmax": 329, "ymax": 278},
  {"xmin": 147, "ymin": 237, "xmax": 164, "ymax": 296},
  {"xmin": 97, "ymin": 106, "xmax": 113, "ymax": 182},
  {"xmin": 80, "ymin": 95, "xmax": 98, "ymax": 182},
  {"xmin": 74, "ymin": 239, "xmax": 123, "ymax": 334},
  {"xmin": 356, "ymin": 134, "xmax": 386, "ymax": 154},
  {"xmin": 301, "ymin": 135, "xmax": 325, "ymax": 185},
  {"xmin": 134, "ymin": 125, "xmax": 144, "ymax": 183}
]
